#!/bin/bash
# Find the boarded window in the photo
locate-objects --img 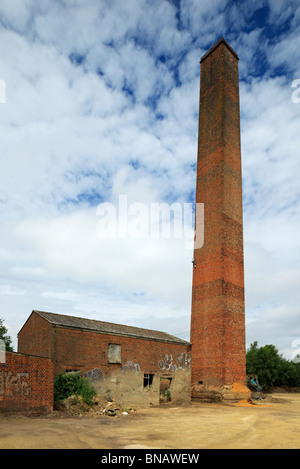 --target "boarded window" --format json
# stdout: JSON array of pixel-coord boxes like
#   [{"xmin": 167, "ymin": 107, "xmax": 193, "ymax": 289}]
[{"xmin": 108, "ymin": 344, "xmax": 121, "ymax": 364}]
